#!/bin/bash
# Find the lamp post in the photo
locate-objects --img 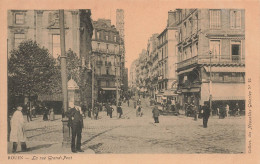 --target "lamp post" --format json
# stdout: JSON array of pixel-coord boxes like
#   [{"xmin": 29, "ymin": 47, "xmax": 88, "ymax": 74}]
[
  {"xmin": 115, "ymin": 55, "xmax": 119, "ymax": 111},
  {"xmin": 91, "ymin": 54, "xmax": 95, "ymax": 118},
  {"xmin": 59, "ymin": 9, "xmax": 70, "ymax": 147},
  {"xmin": 209, "ymin": 50, "xmax": 213, "ymax": 116}
]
